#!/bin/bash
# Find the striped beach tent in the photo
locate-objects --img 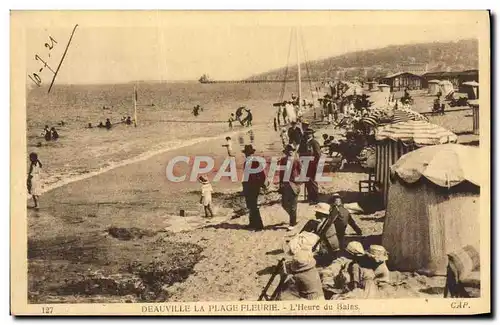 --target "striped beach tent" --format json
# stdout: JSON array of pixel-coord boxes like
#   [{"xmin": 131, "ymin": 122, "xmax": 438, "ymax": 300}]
[{"xmin": 374, "ymin": 120, "xmax": 457, "ymax": 206}]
